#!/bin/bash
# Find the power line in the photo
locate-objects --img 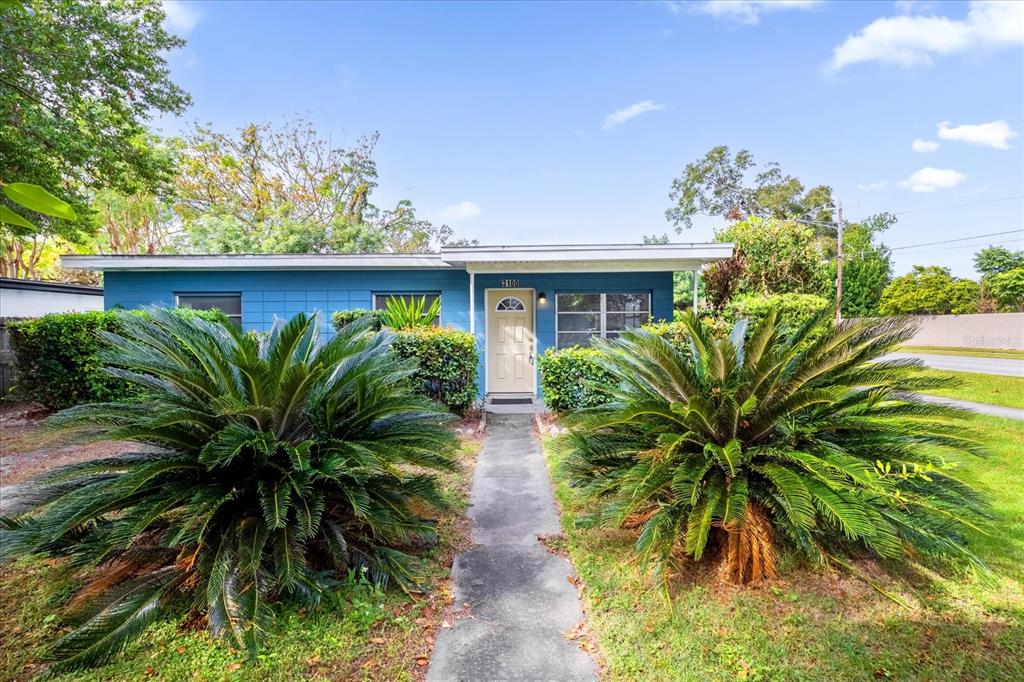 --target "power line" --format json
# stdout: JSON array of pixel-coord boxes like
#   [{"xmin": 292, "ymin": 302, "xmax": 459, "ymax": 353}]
[
  {"xmin": 887, "ymin": 228, "xmax": 1024, "ymax": 251},
  {"xmin": 891, "ymin": 195, "xmax": 1024, "ymax": 216},
  {"xmin": 886, "ymin": 237, "xmax": 1023, "ymax": 258}
]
